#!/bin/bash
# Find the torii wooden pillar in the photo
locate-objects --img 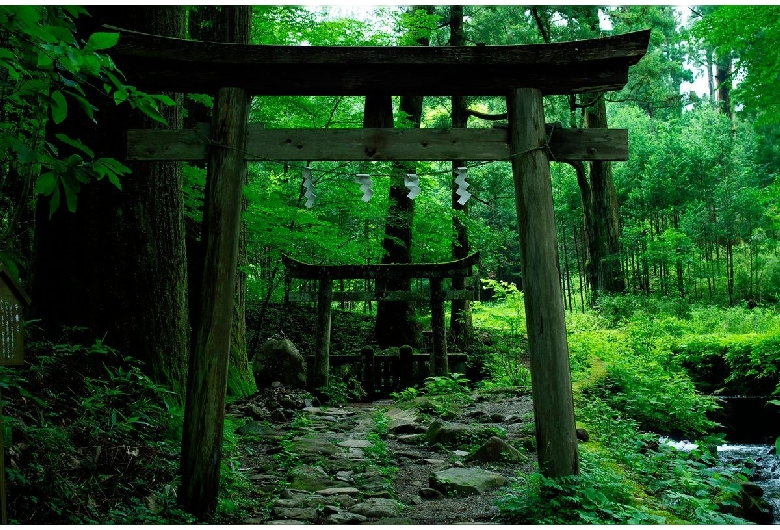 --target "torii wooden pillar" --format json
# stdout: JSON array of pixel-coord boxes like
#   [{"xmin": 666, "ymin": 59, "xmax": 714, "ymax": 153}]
[{"xmin": 110, "ymin": 26, "xmax": 650, "ymax": 513}]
